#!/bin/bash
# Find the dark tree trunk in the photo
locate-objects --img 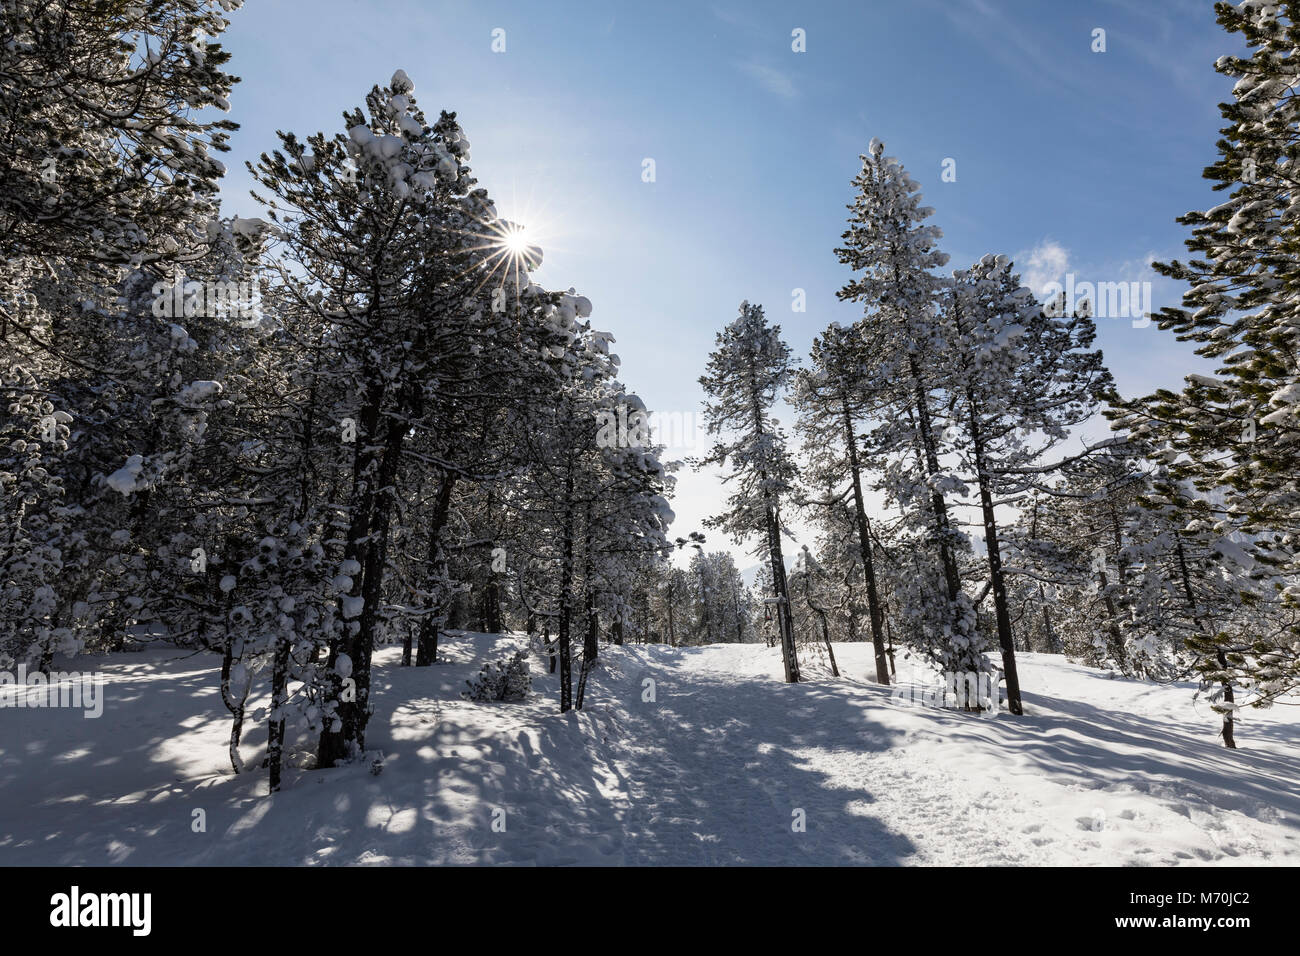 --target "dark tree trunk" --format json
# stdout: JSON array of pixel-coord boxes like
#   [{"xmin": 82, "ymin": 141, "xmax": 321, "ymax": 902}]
[
  {"xmin": 1215, "ymin": 649, "xmax": 1237, "ymax": 750},
  {"xmin": 665, "ymin": 580, "xmax": 677, "ymax": 647},
  {"xmin": 219, "ymin": 625, "xmax": 248, "ymax": 774},
  {"xmin": 556, "ymin": 463, "xmax": 576, "ymax": 711},
  {"xmin": 267, "ymin": 635, "xmax": 290, "ymax": 792},
  {"xmin": 965, "ymin": 390, "xmax": 1022, "ymax": 715},
  {"xmin": 318, "ymin": 379, "xmax": 406, "ymax": 767},
  {"xmin": 747, "ymin": 377, "xmax": 799, "ymax": 681},
  {"xmin": 415, "ymin": 475, "xmax": 457, "ymax": 666},
  {"xmin": 1097, "ymin": 562, "xmax": 1128, "ymax": 671},
  {"xmin": 696, "ymin": 560, "xmax": 712, "ymax": 644},
  {"xmin": 907, "ymin": 355, "xmax": 961, "ymax": 605},
  {"xmin": 1039, "ymin": 583, "xmax": 1059, "ymax": 653},
  {"xmin": 582, "ymin": 521, "xmax": 599, "ymax": 664},
  {"xmin": 766, "ymin": 505, "xmax": 800, "ymax": 682},
  {"xmin": 1175, "ymin": 539, "xmax": 1236, "ymax": 749},
  {"xmin": 841, "ymin": 394, "xmax": 889, "ymax": 684},
  {"xmin": 815, "ymin": 608, "xmax": 840, "ymax": 677}
]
